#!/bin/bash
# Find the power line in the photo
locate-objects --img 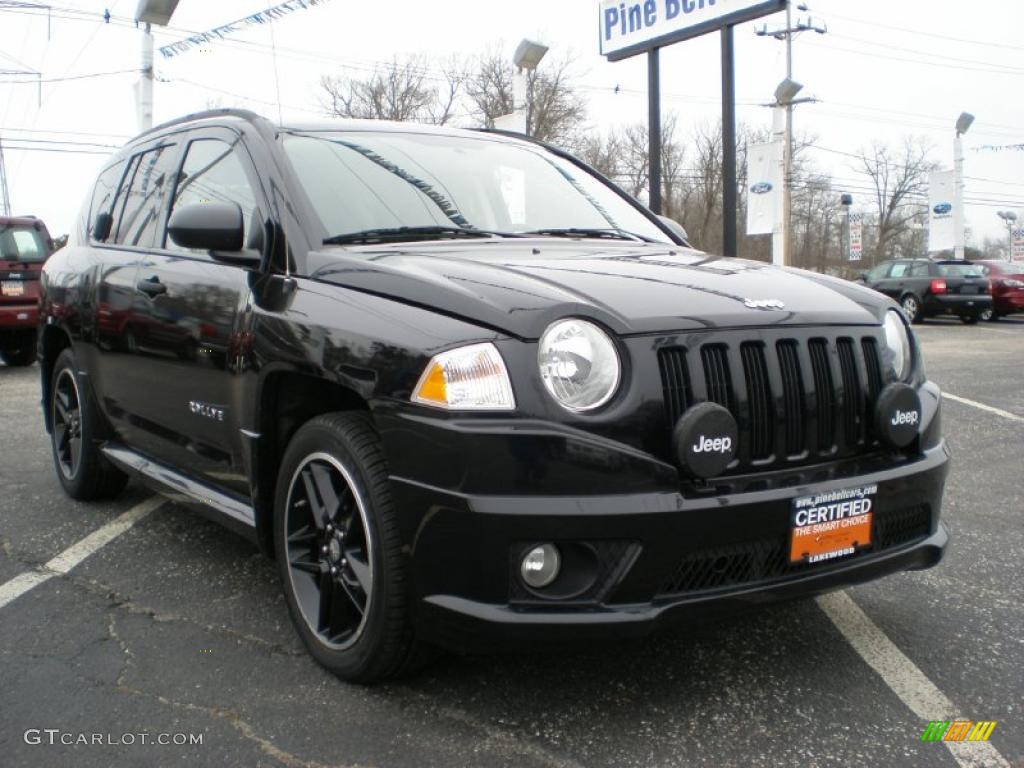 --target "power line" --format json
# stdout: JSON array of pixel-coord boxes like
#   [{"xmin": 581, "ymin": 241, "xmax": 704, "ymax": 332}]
[
  {"xmin": 0, "ymin": 67, "xmax": 139, "ymax": 84},
  {"xmin": 825, "ymin": 11, "xmax": 1024, "ymax": 55}
]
